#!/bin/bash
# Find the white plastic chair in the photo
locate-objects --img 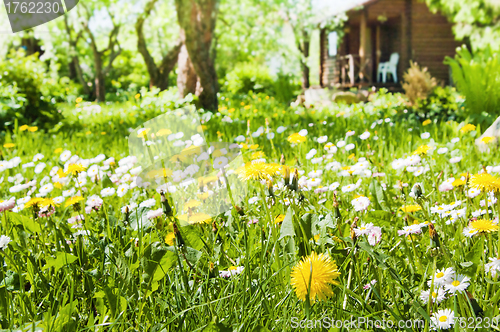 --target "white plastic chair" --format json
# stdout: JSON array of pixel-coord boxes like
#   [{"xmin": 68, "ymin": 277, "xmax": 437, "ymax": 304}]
[{"xmin": 377, "ymin": 53, "xmax": 399, "ymax": 83}]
